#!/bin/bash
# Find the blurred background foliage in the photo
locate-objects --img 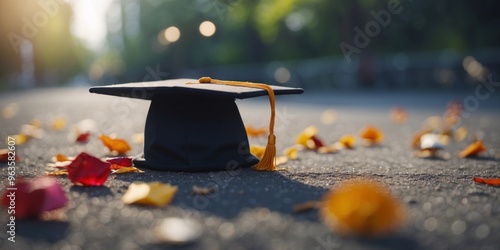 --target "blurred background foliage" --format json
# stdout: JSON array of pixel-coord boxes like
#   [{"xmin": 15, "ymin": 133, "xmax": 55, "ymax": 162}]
[{"xmin": 0, "ymin": 0, "xmax": 499, "ymax": 90}]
